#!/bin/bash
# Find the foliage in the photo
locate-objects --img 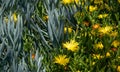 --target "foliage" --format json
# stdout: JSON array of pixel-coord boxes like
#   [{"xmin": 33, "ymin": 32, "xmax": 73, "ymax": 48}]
[{"xmin": 0, "ymin": 0, "xmax": 120, "ymax": 72}]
